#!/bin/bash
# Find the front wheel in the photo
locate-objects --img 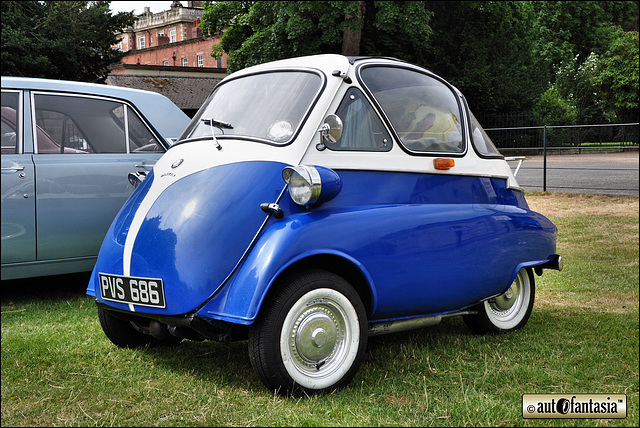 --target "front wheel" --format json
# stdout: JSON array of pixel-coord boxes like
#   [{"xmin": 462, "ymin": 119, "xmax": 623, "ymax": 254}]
[
  {"xmin": 248, "ymin": 270, "xmax": 368, "ymax": 396},
  {"xmin": 463, "ymin": 267, "xmax": 535, "ymax": 334}
]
